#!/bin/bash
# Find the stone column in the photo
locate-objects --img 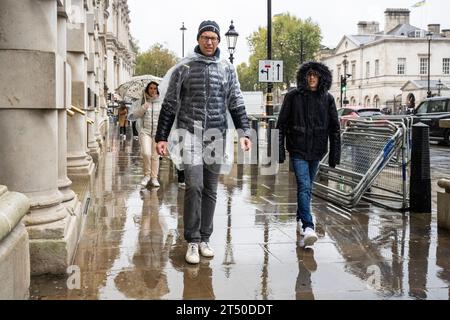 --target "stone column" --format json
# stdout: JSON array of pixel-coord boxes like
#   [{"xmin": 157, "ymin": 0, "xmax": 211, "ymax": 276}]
[
  {"xmin": 57, "ymin": 7, "xmax": 76, "ymax": 203},
  {"xmin": 86, "ymin": 13, "xmax": 100, "ymax": 161},
  {"xmin": 0, "ymin": 0, "xmax": 81, "ymax": 275},
  {"xmin": 0, "ymin": 185, "xmax": 30, "ymax": 299},
  {"xmin": 66, "ymin": 0, "xmax": 95, "ymax": 177}
]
